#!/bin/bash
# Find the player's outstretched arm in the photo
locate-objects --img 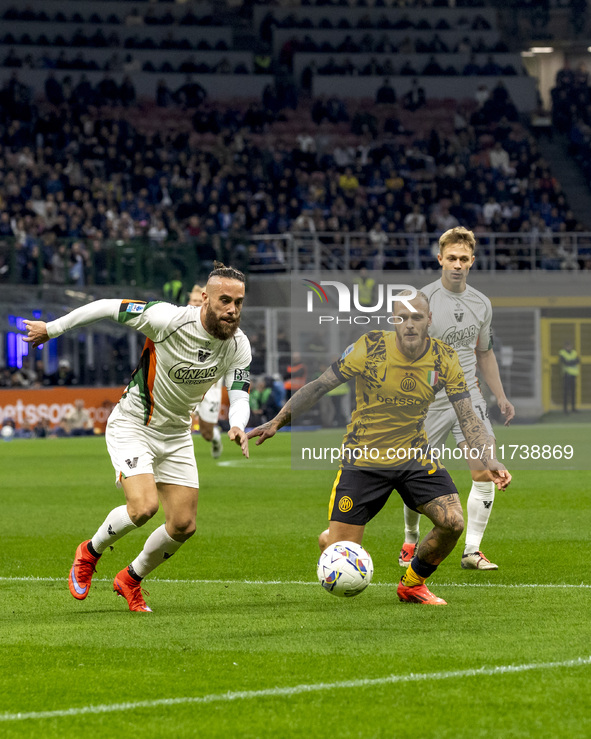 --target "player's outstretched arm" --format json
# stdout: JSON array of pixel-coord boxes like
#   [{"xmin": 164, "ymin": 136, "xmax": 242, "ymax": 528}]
[
  {"xmin": 451, "ymin": 396, "xmax": 512, "ymax": 491},
  {"xmin": 24, "ymin": 300, "xmax": 125, "ymax": 348},
  {"xmin": 476, "ymin": 348, "xmax": 515, "ymax": 426},
  {"xmin": 247, "ymin": 366, "xmax": 343, "ymax": 446},
  {"xmin": 227, "ymin": 389, "xmax": 251, "ymax": 458},
  {"xmin": 23, "ymin": 320, "xmax": 50, "ymax": 349},
  {"xmin": 228, "ymin": 427, "xmax": 249, "ymax": 458}
]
